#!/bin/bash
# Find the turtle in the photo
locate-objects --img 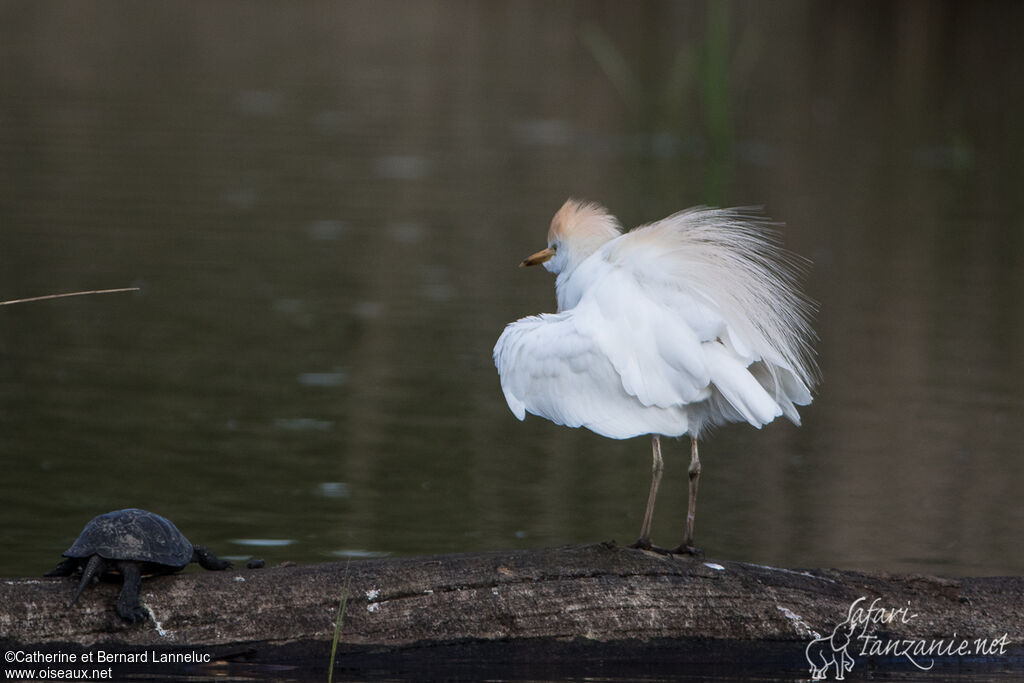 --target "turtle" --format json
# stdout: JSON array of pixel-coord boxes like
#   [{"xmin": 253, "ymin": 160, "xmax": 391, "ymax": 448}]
[{"xmin": 45, "ymin": 508, "xmax": 232, "ymax": 623}]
